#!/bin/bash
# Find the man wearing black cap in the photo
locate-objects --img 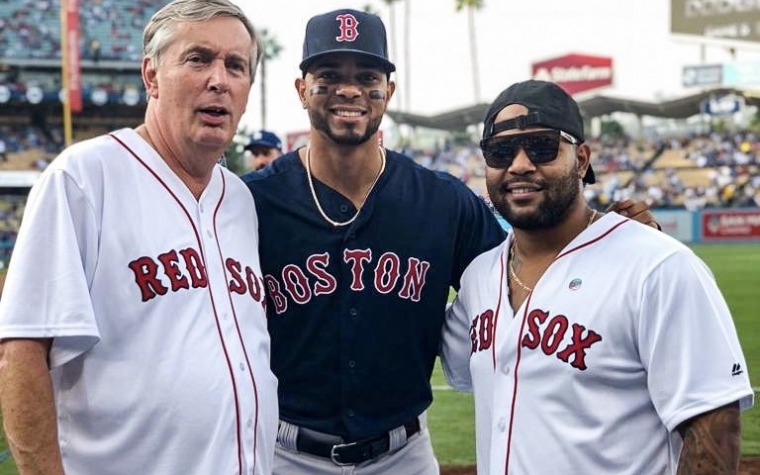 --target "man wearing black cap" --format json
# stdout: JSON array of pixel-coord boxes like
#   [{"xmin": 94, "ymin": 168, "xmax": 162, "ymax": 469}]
[
  {"xmin": 440, "ymin": 80, "xmax": 753, "ymax": 474},
  {"xmin": 245, "ymin": 129, "xmax": 283, "ymax": 171}
]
